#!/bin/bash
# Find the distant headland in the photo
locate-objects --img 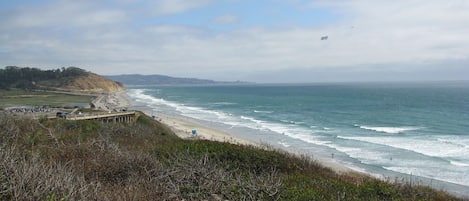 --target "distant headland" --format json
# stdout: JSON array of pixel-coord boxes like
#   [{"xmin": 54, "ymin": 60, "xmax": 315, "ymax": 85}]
[{"xmin": 106, "ymin": 74, "xmax": 250, "ymax": 86}]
